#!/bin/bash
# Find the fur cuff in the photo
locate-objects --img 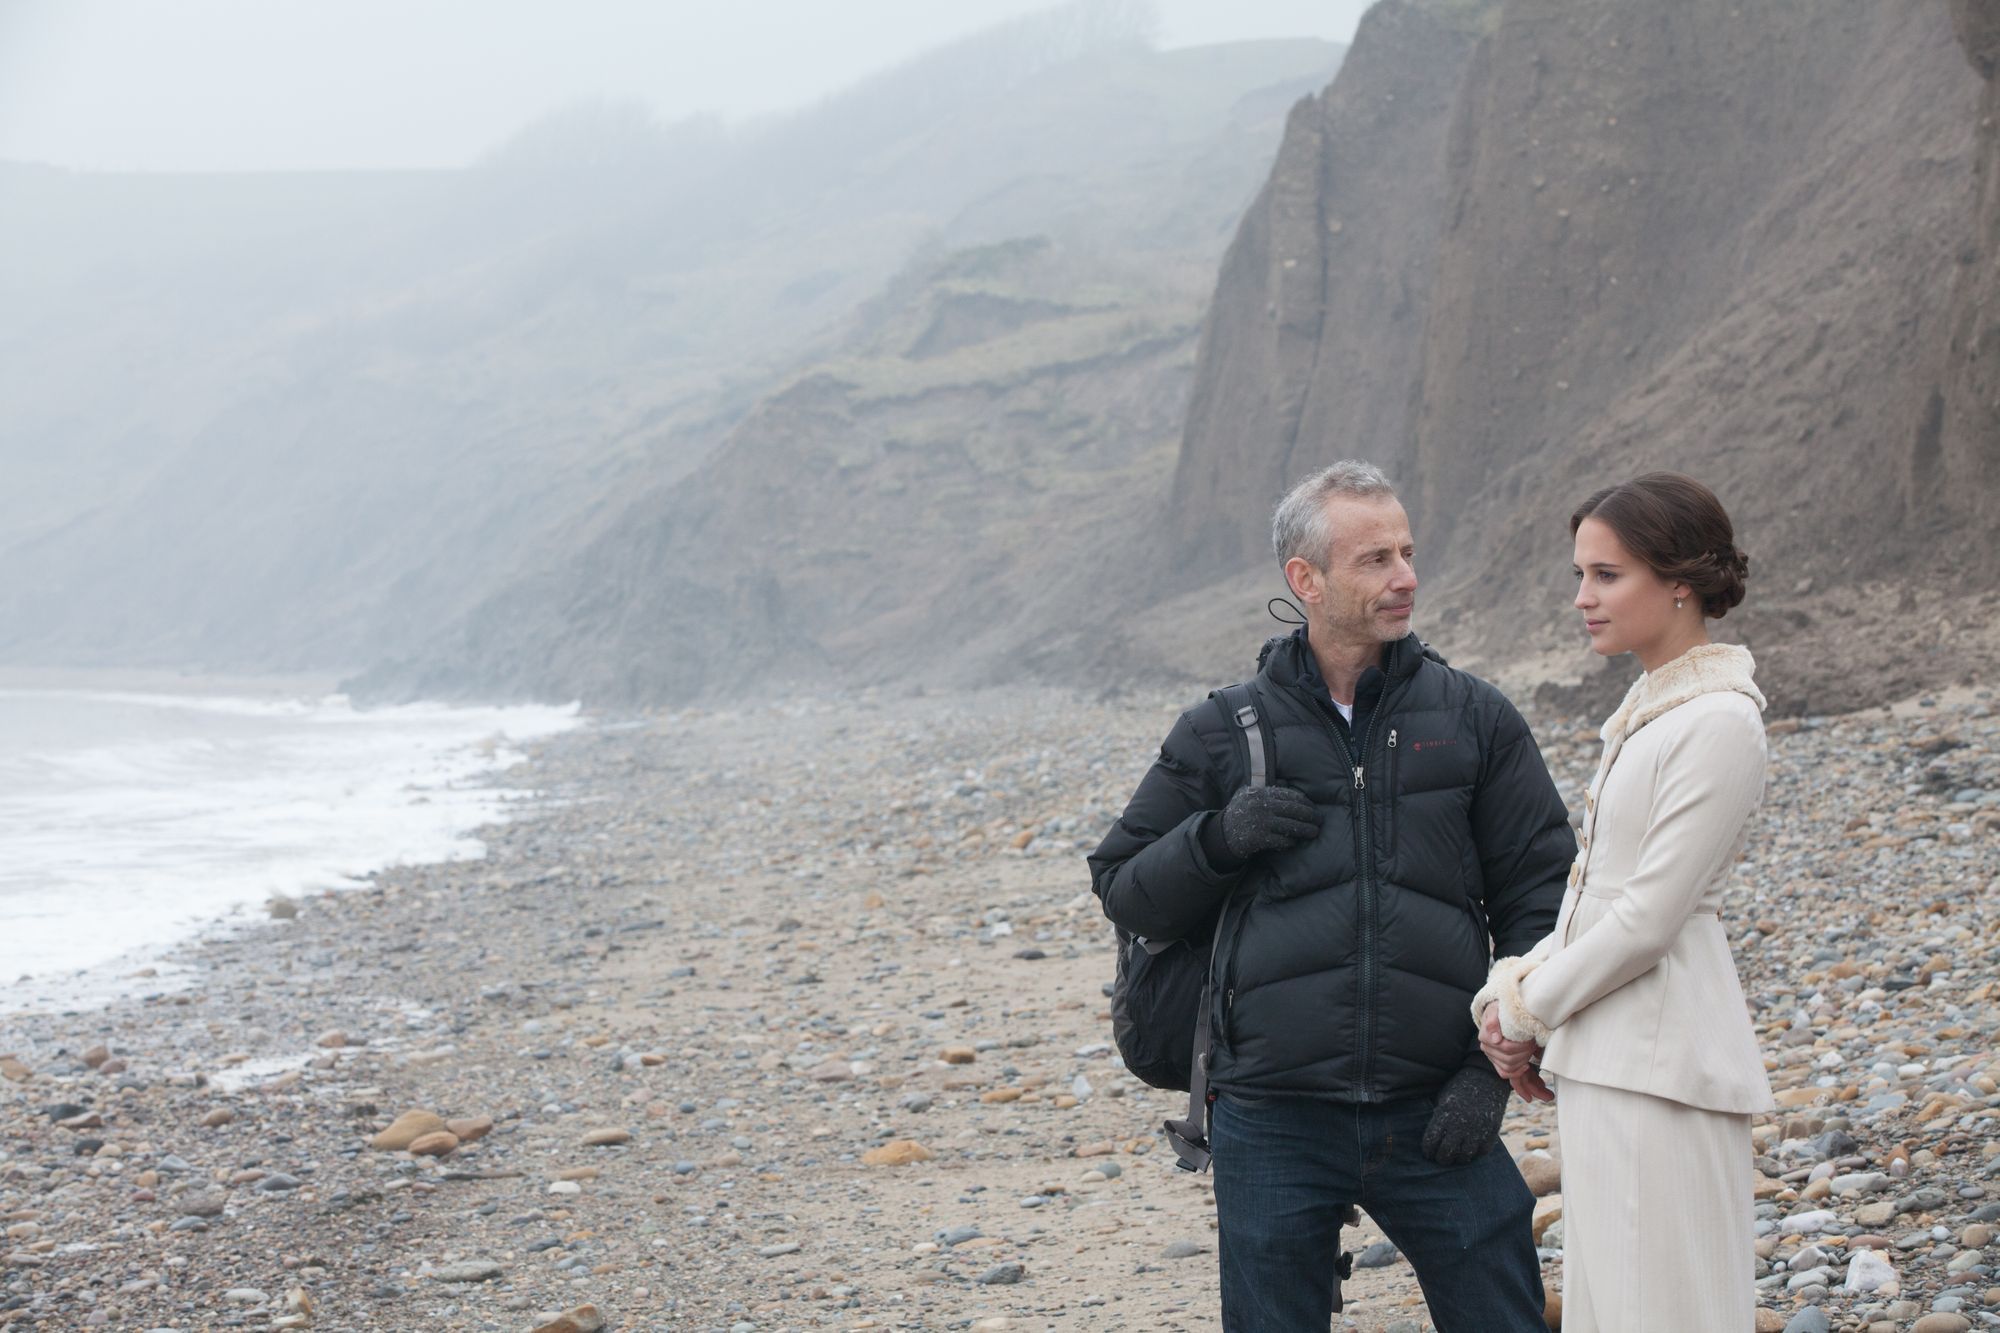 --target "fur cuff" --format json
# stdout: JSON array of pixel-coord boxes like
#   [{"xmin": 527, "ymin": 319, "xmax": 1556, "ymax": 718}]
[{"xmin": 1473, "ymin": 956, "xmax": 1551, "ymax": 1046}]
